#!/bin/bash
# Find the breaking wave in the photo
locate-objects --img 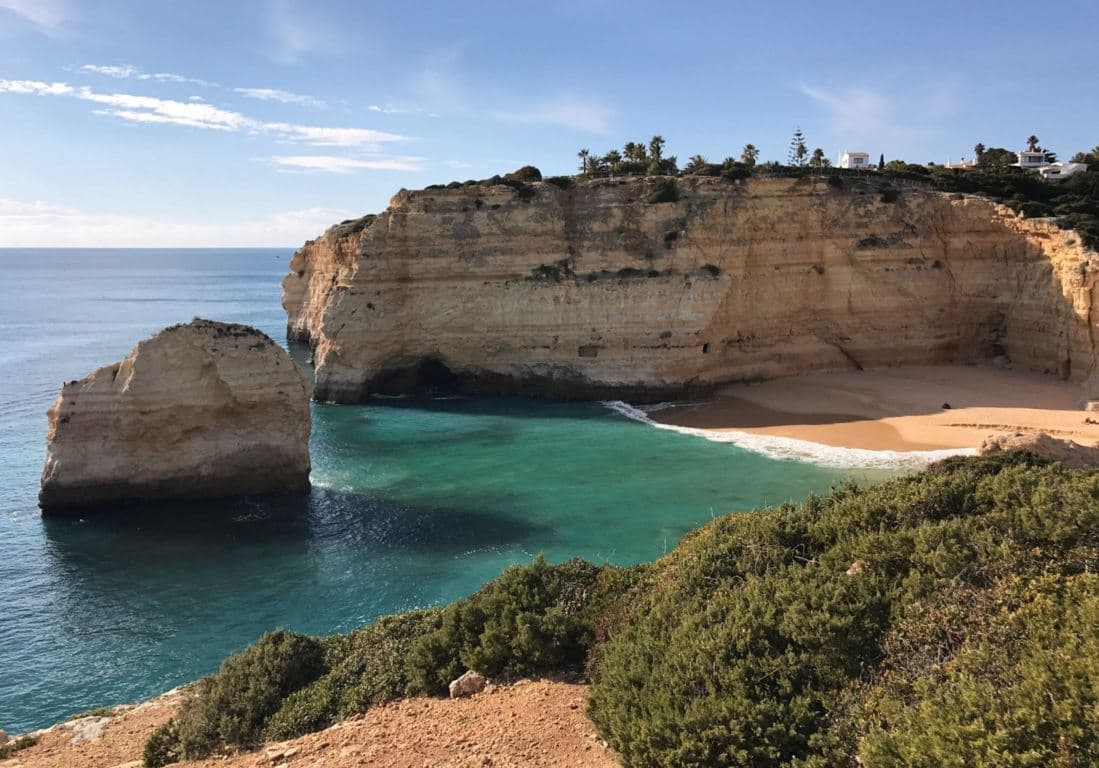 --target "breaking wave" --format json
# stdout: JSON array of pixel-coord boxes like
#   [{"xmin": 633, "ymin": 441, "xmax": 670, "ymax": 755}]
[{"xmin": 602, "ymin": 400, "xmax": 974, "ymax": 469}]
